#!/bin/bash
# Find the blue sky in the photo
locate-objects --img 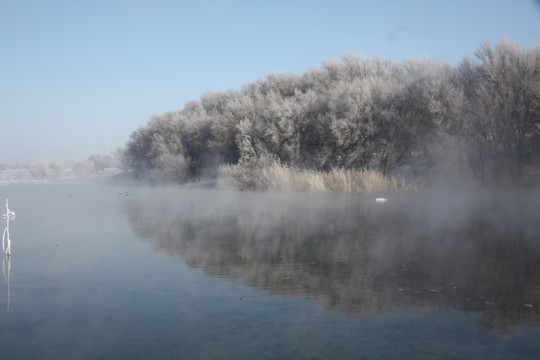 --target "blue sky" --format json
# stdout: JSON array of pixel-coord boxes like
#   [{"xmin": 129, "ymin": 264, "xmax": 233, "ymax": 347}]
[{"xmin": 1, "ymin": 0, "xmax": 539, "ymax": 163}]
